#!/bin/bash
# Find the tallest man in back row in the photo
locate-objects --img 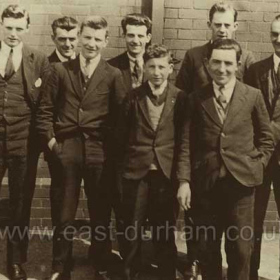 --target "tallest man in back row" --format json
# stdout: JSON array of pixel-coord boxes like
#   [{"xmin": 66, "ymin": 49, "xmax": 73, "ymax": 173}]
[{"xmin": 176, "ymin": 2, "xmax": 255, "ymax": 96}]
